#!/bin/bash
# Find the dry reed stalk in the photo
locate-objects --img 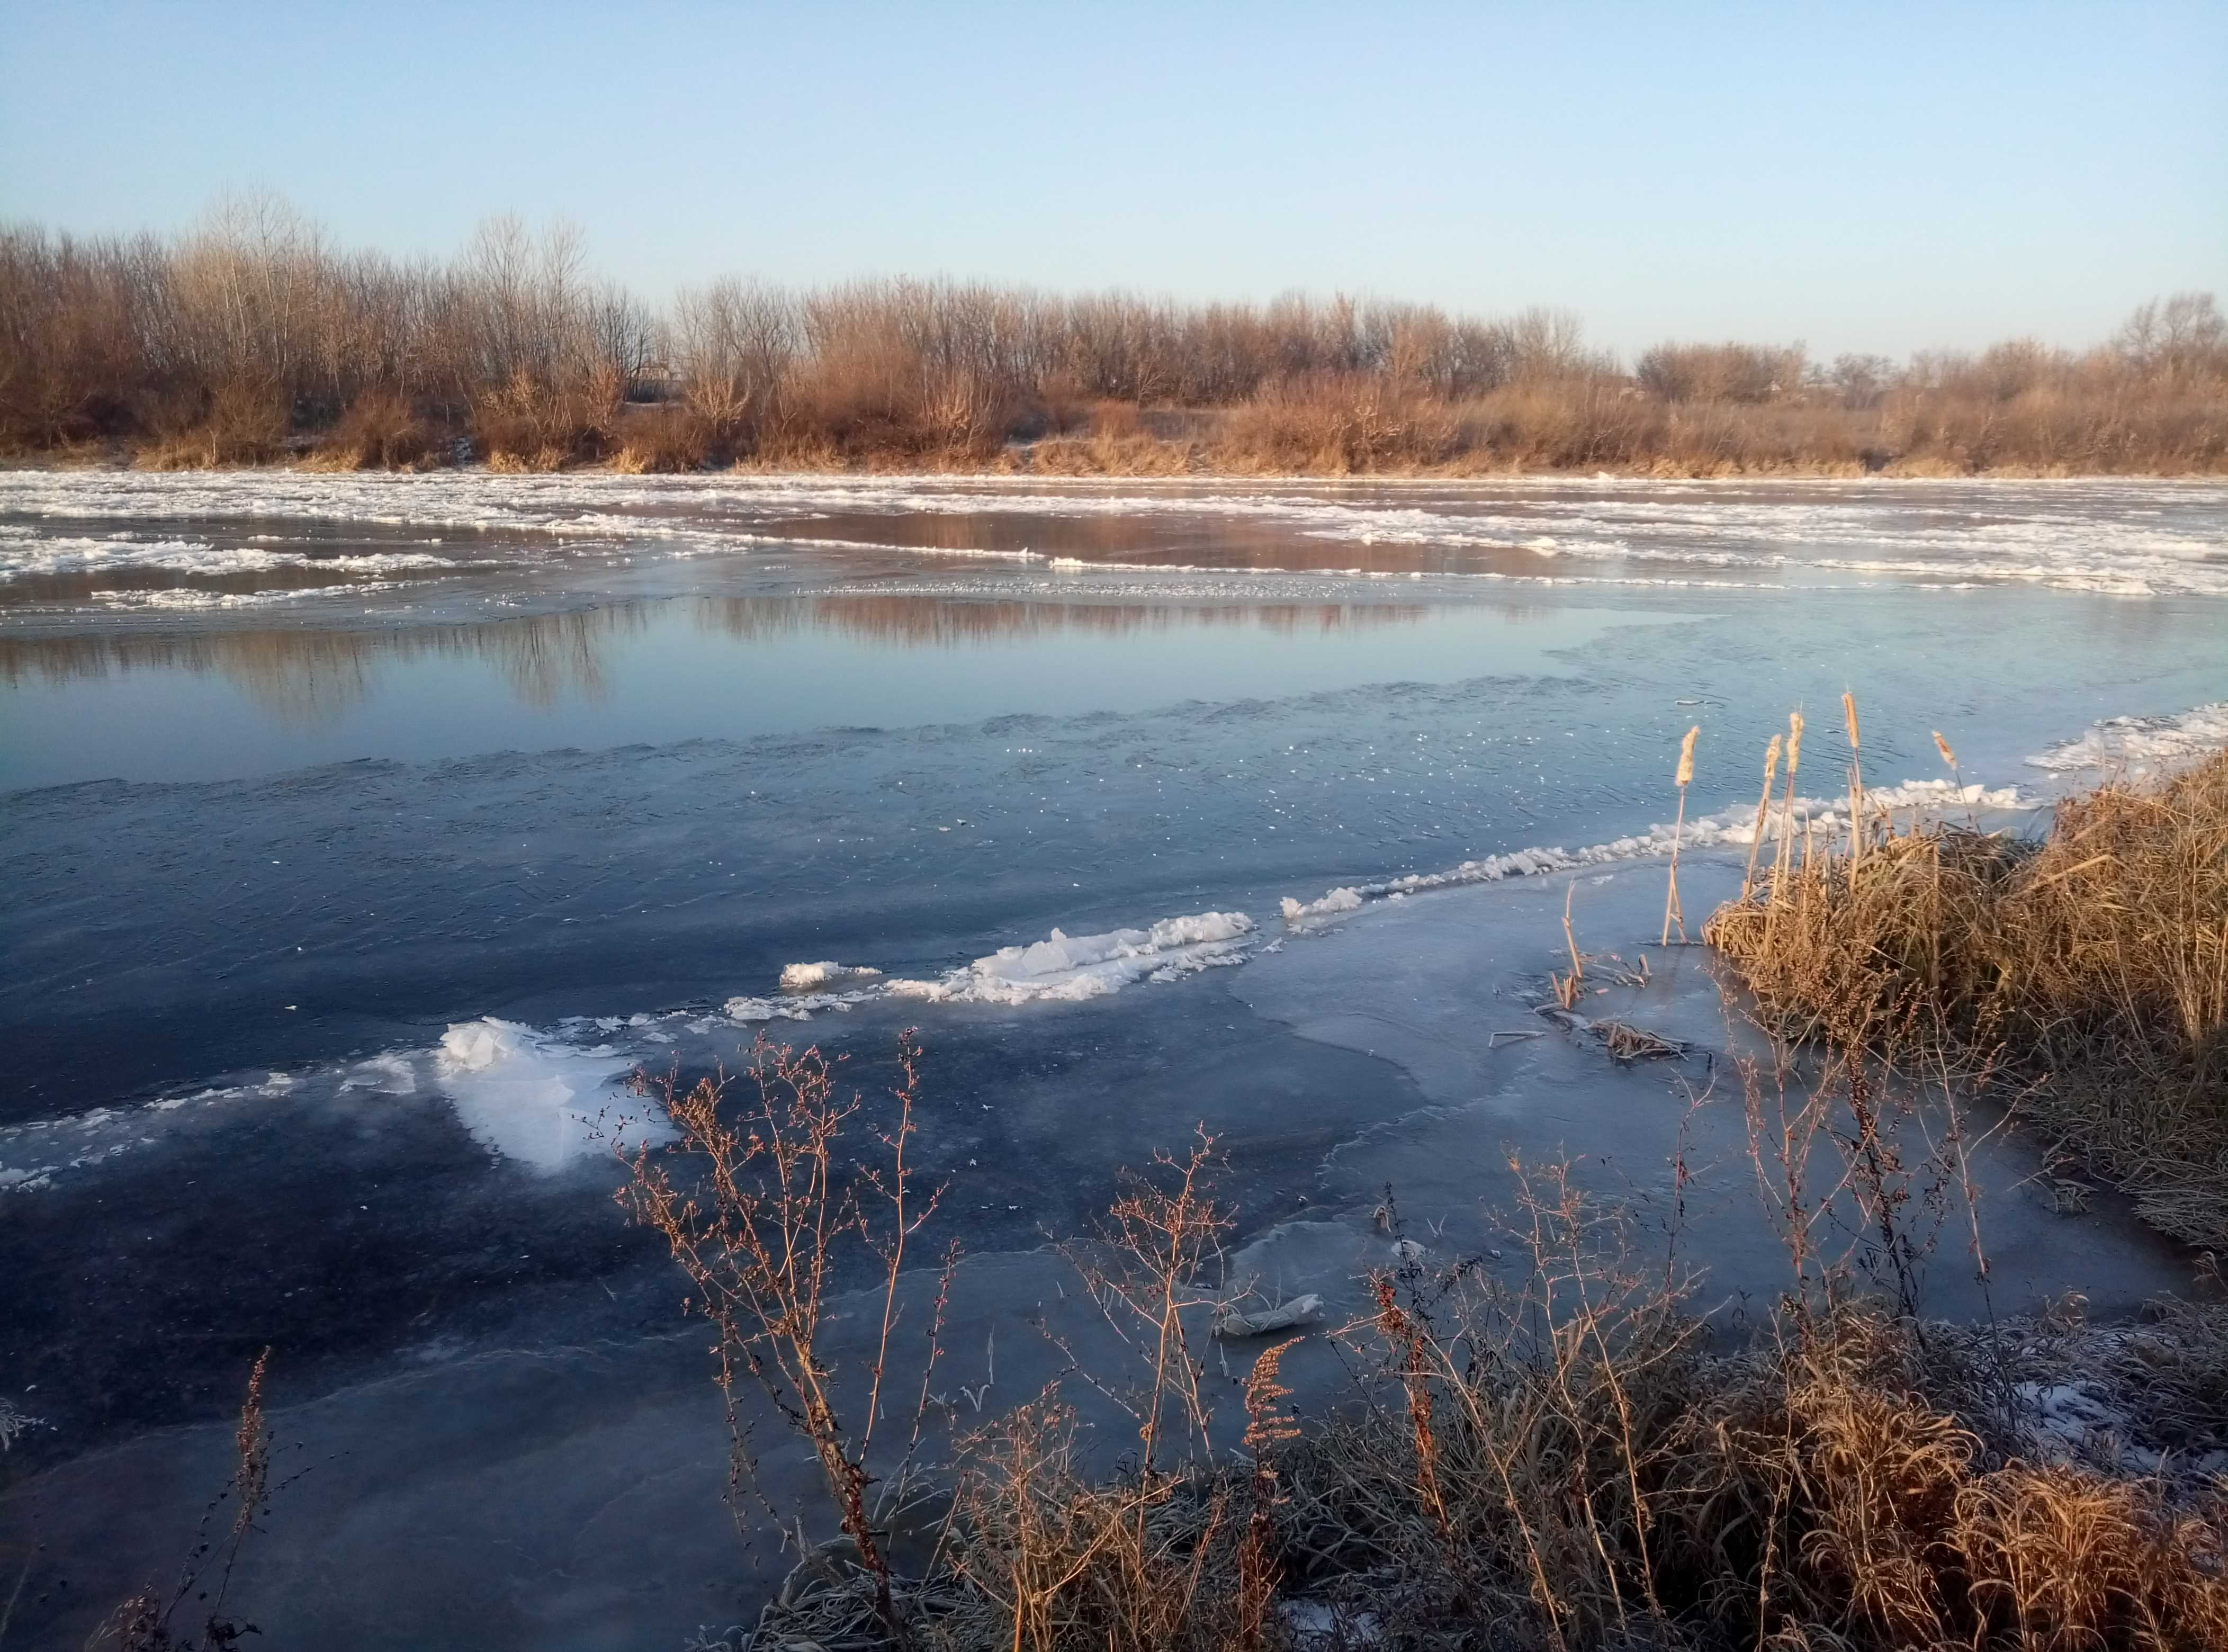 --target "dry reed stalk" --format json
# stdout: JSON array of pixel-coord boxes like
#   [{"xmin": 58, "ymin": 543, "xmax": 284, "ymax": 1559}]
[
  {"xmin": 1763, "ymin": 713, "xmax": 1807, "ymax": 948},
  {"xmin": 86, "ymin": 1351, "xmax": 281, "ymax": 1651},
  {"xmin": 1844, "ymin": 690, "xmax": 1866, "ymax": 864},
  {"xmin": 1779, "ymin": 712, "xmax": 1805, "ymax": 878},
  {"xmin": 1742, "ymin": 733, "xmax": 1784, "ymax": 899},
  {"xmin": 1663, "ymin": 724, "xmax": 1699, "ymax": 945},
  {"xmin": 1551, "ymin": 880, "xmax": 1586, "ymax": 1008},
  {"xmin": 1234, "ymin": 1339, "xmax": 1301, "ymax": 1651},
  {"xmin": 1932, "ymin": 729, "xmax": 1980, "ymax": 828}
]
